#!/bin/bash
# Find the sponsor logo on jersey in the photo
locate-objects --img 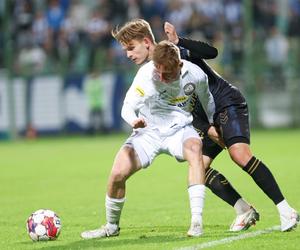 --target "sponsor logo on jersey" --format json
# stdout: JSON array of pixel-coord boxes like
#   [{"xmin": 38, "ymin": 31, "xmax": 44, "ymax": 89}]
[
  {"xmin": 170, "ymin": 96, "xmax": 188, "ymax": 103},
  {"xmin": 169, "ymin": 96, "xmax": 189, "ymax": 107},
  {"xmin": 135, "ymin": 86, "xmax": 145, "ymax": 96},
  {"xmin": 184, "ymin": 83, "xmax": 195, "ymax": 95}
]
